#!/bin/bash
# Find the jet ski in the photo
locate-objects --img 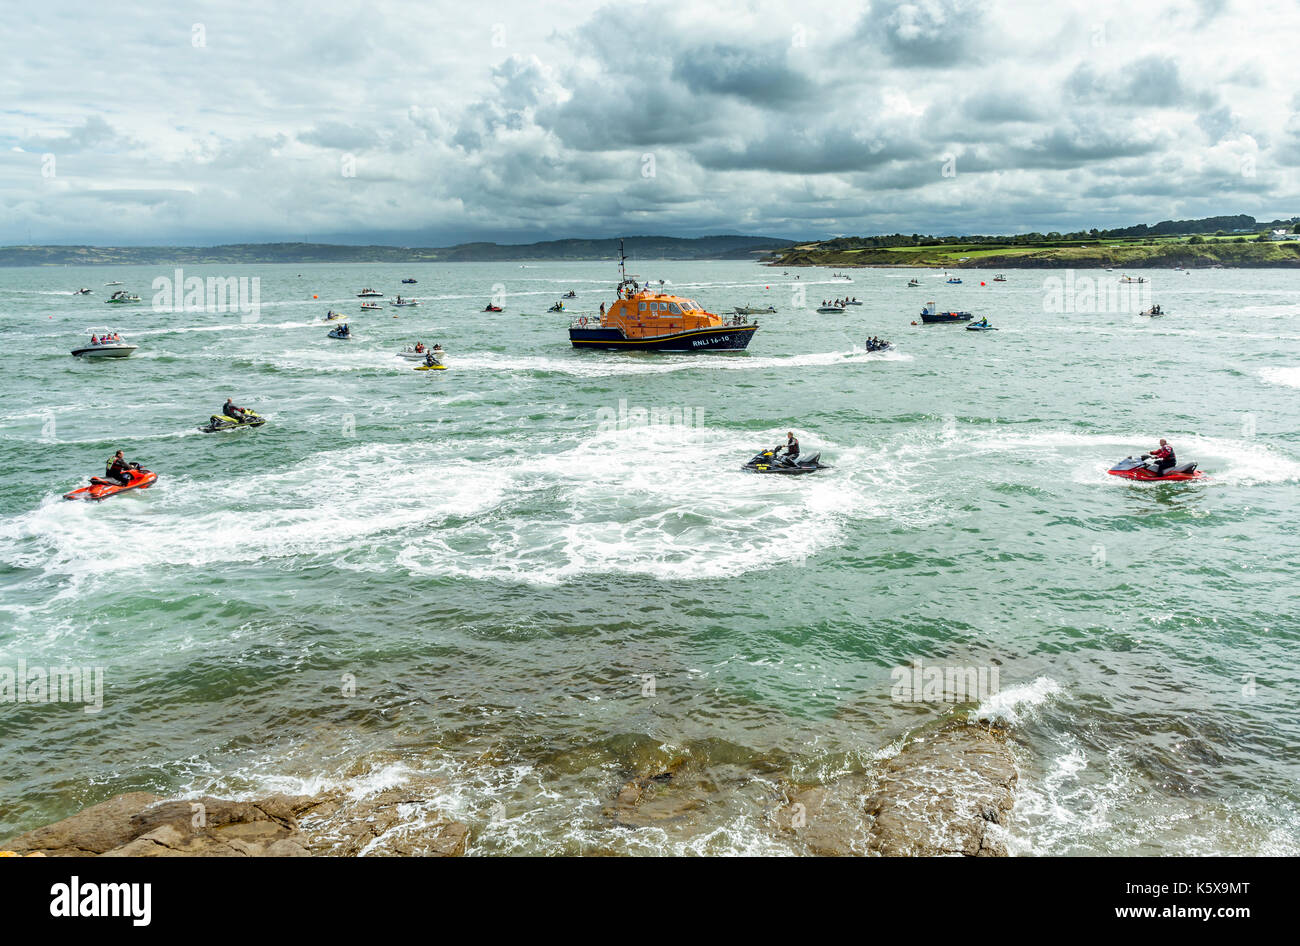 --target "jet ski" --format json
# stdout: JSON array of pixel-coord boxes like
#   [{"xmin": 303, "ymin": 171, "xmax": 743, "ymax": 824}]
[
  {"xmin": 484, "ymin": 304, "xmax": 503, "ymax": 312},
  {"xmin": 200, "ymin": 410, "xmax": 265, "ymax": 433},
  {"xmin": 1107, "ymin": 455, "xmax": 1205, "ymax": 482},
  {"xmin": 742, "ymin": 446, "xmax": 830, "ymax": 474},
  {"xmin": 401, "ymin": 278, "xmax": 418, "ymax": 284},
  {"xmin": 64, "ymin": 466, "xmax": 157, "ymax": 501},
  {"xmin": 965, "ymin": 319, "xmax": 997, "ymax": 331},
  {"xmin": 327, "ymin": 327, "xmax": 353, "ymax": 339},
  {"xmin": 323, "ymin": 311, "xmax": 345, "ymax": 321},
  {"xmin": 414, "ymin": 363, "xmax": 447, "ymax": 371},
  {"xmin": 548, "ymin": 302, "xmax": 565, "ymax": 312}
]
